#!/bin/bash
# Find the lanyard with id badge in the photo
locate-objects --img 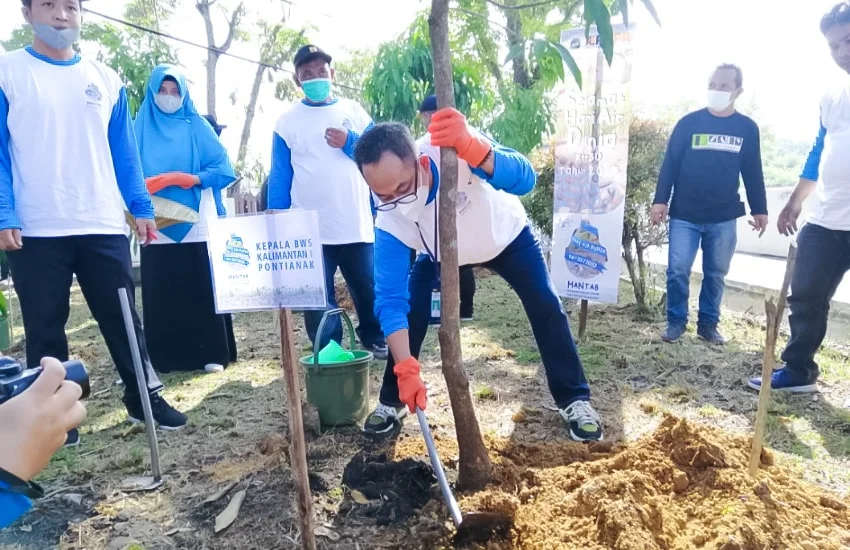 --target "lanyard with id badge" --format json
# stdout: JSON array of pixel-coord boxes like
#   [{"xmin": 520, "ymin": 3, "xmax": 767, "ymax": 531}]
[{"xmin": 416, "ymin": 200, "xmax": 441, "ymax": 326}]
